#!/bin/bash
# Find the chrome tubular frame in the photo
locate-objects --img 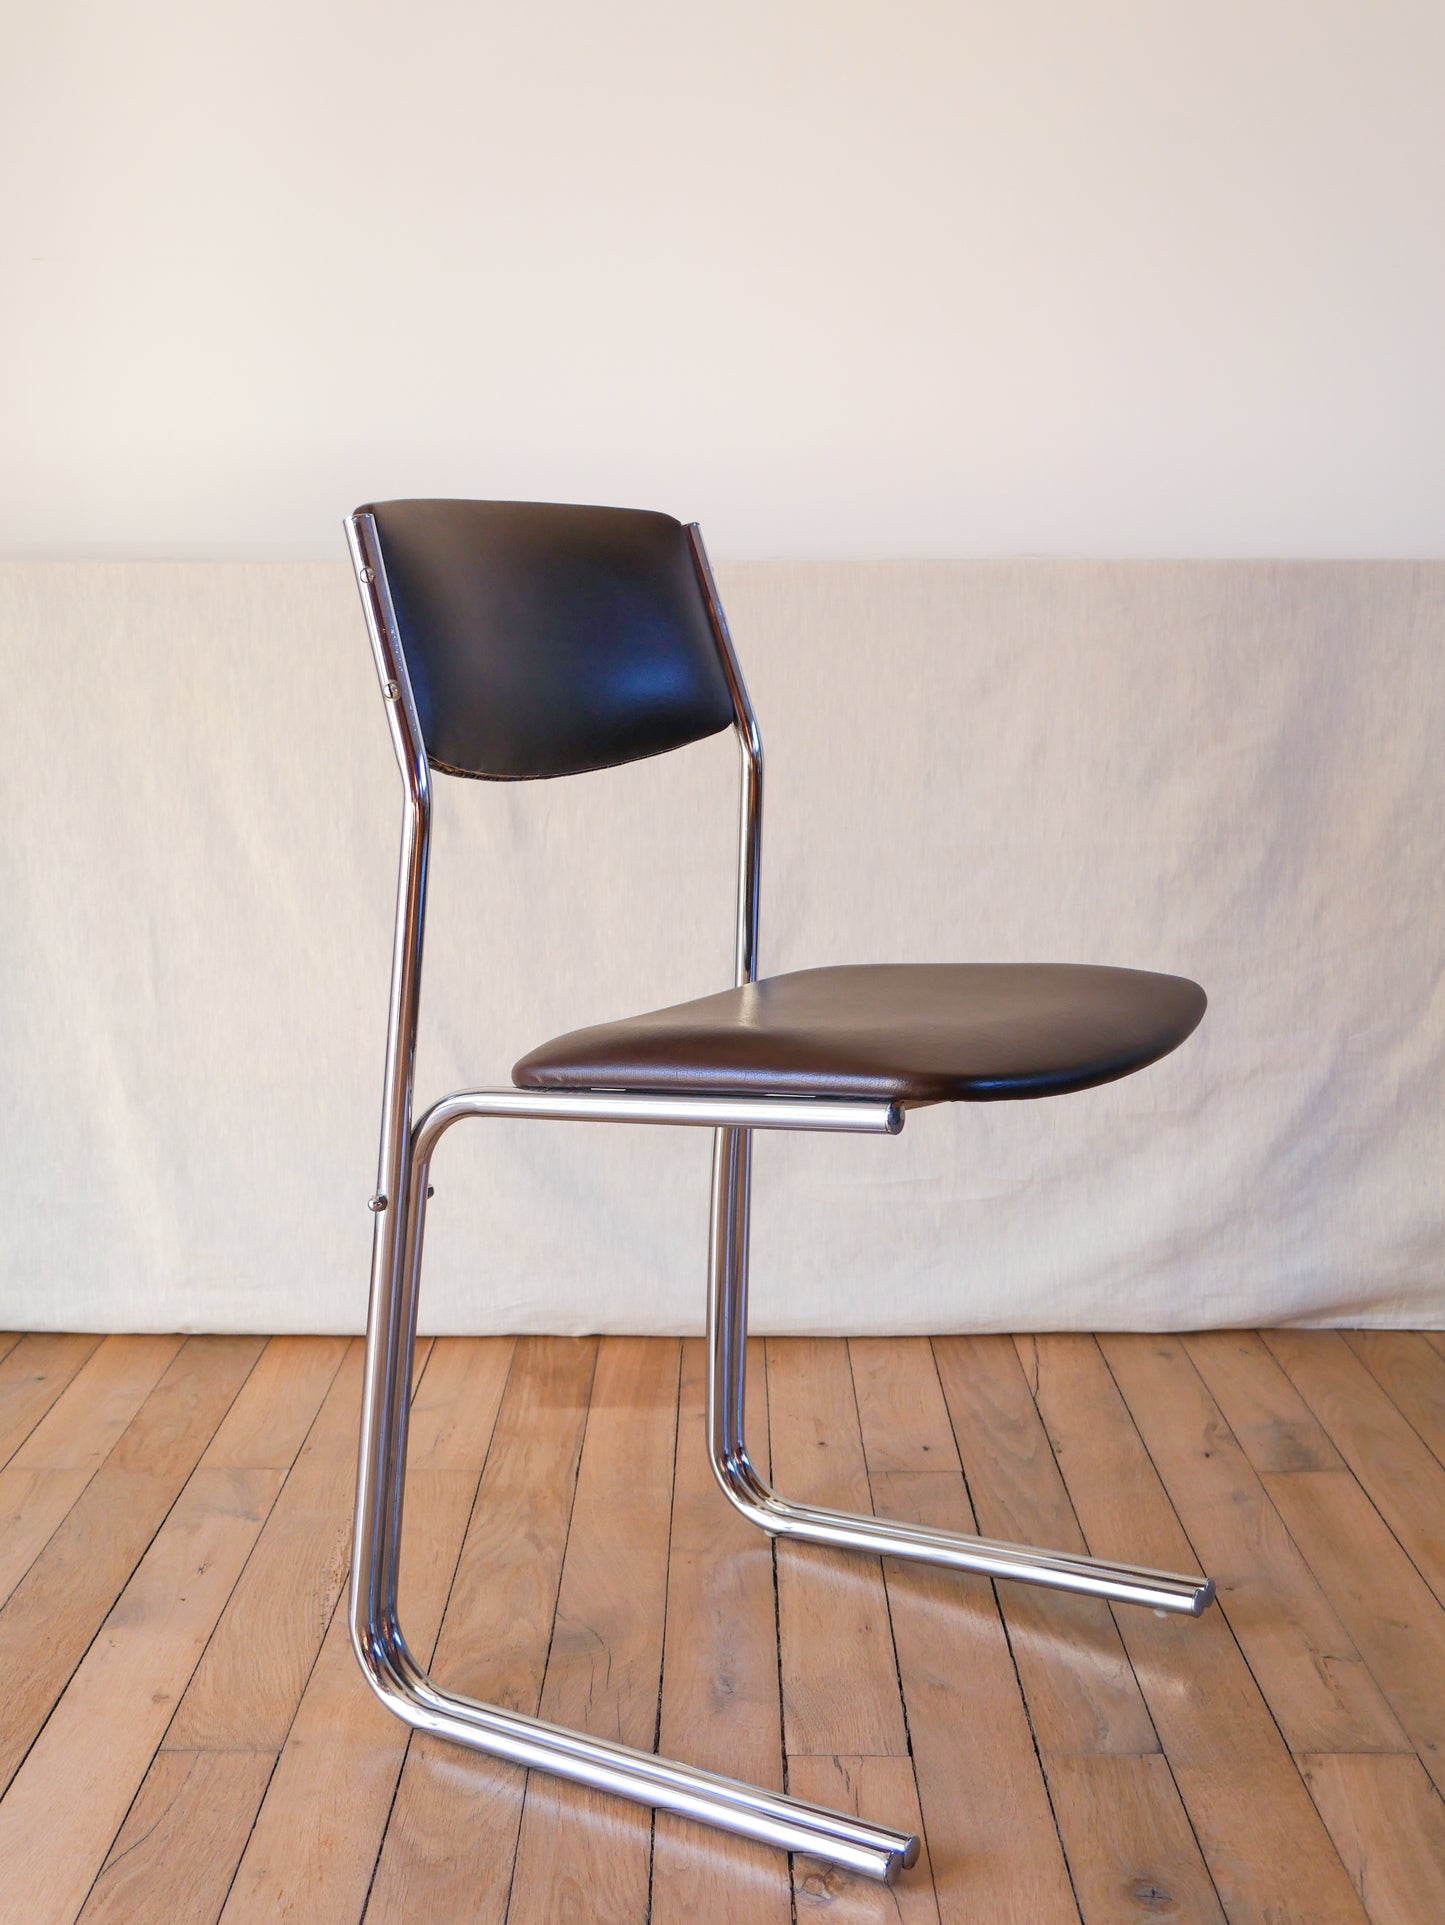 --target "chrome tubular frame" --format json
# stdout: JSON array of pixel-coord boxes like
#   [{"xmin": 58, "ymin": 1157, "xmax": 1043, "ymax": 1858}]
[
  {"xmin": 688, "ymin": 529, "xmax": 1215, "ymax": 1622},
  {"xmin": 346, "ymin": 512, "xmax": 1213, "ymax": 1892}
]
